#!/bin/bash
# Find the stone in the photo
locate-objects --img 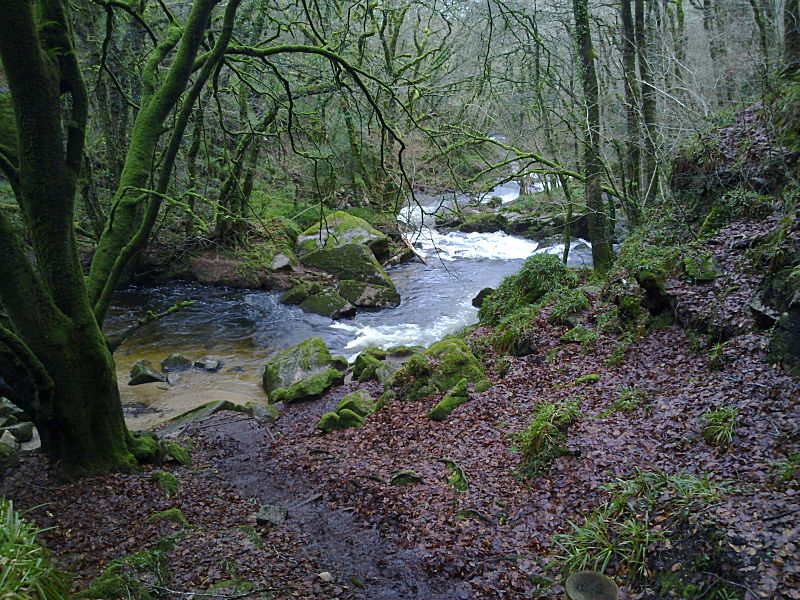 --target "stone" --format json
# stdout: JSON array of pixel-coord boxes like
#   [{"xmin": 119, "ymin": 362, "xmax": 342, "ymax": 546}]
[
  {"xmin": 194, "ymin": 357, "xmax": 222, "ymax": 372},
  {"xmin": 428, "ymin": 378, "xmax": 469, "ymax": 422},
  {"xmin": 317, "ymin": 411, "xmax": 342, "ymax": 433},
  {"xmin": 750, "ymin": 296, "xmax": 780, "ymax": 329},
  {"xmin": 301, "ymin": 243, "xmax": 396, "ymax": 288},
  {"xmin": 271, "ymin": 253, "xmax": 293, "ymax": 271},
  {"xmin": 0, "ymin": 430, "xmax": 17, "ymax": 460},
  {"xmin": 251, "ymin": 403, "xmax": 280, "ymax": 423},
  {"xmin": 336, "ymin": 390, "xmax": 375, "ymax": 417},
  {"xmin": 337, "ymin": 408, "xmax": 364, "ymax": 429},
  {"xmin": 472, "ymin": 287, "xmax": 495, "ymax": 308},
  {"xmin": 256, "ymin": 504, "xmax": 288, "ymax": 526},
  {"xmin": 297, "ymin": 211, "xmax": 390, "ymax": 259},
  {"xmin": 128, "ymin": 360, "xmax": 167, "ymax": 385},
  {"xmin": 5, "ymin": 421, "xmax": 33, "ymax": 443},
  {"xmin": 317, "ymin": 572, "xmax": 333, "ymax": 583},
  {"xmin": 337, "ymin": 279, "xmax": 400, "ymax": 309},
  {"xmin": 160, "ymin": 353, "xmax": 193, "ymax": 373},
  {"xmin": 279, "ymin": 281, "xmax": 324, "ymax": 305},
  {"xmin": 262, "ymin": 337, "xmax": 345, "ymax": 403},
  {"xmin": 299, "ymin": 289, "xmax": 356, "ymax": 319},
  {"xmin": 390, "ymin": 469, "xmax": 424, "ymax": 486}
]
